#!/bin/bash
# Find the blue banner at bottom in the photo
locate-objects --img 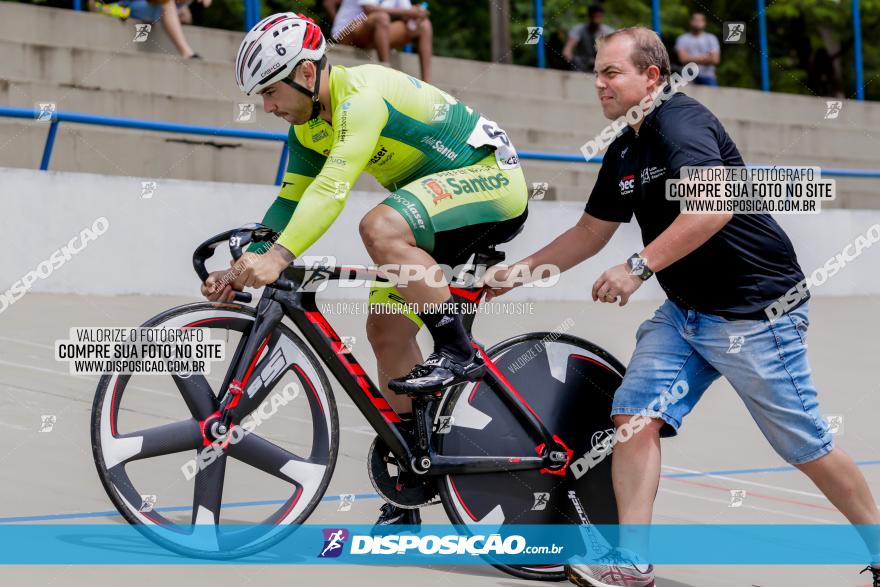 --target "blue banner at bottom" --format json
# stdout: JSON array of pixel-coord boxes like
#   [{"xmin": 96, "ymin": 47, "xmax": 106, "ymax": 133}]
[{"xmin": 0, "ymin": 524, "xmax": 877, "ymax": 565}]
